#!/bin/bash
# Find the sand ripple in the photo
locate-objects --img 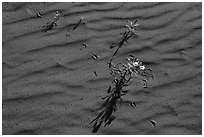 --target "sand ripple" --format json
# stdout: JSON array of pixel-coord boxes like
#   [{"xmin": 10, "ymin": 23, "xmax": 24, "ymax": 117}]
[{"xmin": 2, "ymin": 2, "xmax": 201, "ymax": 134}]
